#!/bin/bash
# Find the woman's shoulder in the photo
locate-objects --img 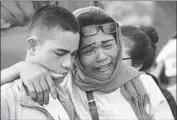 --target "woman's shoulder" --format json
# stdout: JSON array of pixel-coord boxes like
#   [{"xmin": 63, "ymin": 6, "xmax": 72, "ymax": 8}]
[
  {"xmin": 138, "ymin": 73, "xmax": 155, "ymax": 88},
  {"xmin": 138, "ymin": 73, "xmax": 166, "ymax": 107},
  {"xmin": 138, "ymin": 73, "xmax": 163, "ymax": 95}
]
